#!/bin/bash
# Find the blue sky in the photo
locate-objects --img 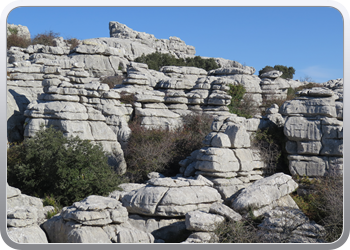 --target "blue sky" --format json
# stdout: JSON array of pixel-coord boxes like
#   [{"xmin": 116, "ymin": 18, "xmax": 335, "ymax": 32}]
[{"xmin": 7, "ymin": 6, "xmax": 344, "ymax": 83}]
